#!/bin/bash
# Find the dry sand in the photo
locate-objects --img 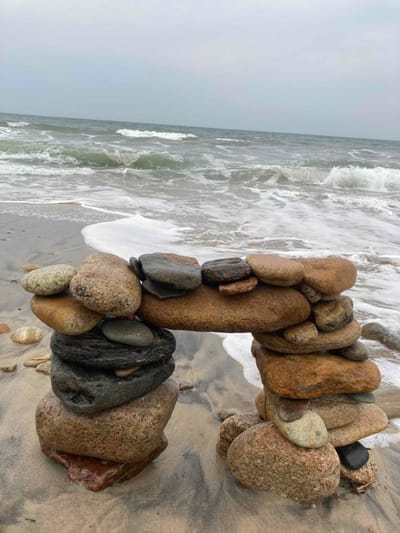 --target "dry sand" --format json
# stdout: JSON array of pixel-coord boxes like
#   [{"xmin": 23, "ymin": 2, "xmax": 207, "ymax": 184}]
[{"xmin": 1, "ymin": 214, "xmax": 400, "ymax": 532}]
